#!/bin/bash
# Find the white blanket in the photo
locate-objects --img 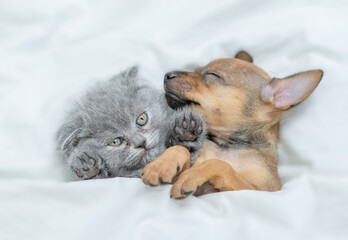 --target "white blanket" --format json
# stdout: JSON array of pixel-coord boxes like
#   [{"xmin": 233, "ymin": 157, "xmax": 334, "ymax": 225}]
[{"xmin": 1, "ymin": 0, "xmax": 347, "ymax": 239}]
